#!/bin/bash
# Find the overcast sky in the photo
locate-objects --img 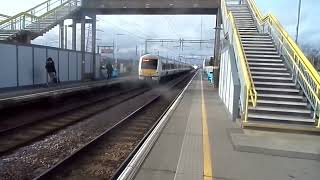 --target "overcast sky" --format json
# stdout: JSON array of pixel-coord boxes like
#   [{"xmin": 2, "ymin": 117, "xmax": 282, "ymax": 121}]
[{"xmin": 0, "ymin": 0, "xmax": 319, "ymax": 61}]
